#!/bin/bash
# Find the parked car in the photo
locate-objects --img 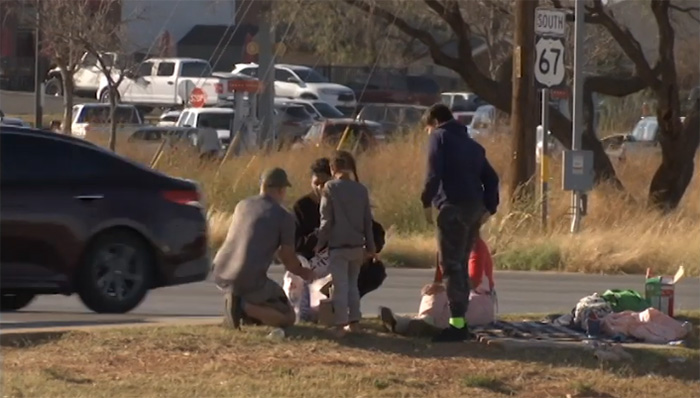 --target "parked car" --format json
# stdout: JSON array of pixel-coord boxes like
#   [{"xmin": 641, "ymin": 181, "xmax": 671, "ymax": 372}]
[
  {"xmin": 70, "ymin": 103, "xmax": 144, "ymax": 138},
  {"xmin": 301, "ymin": 119, "xmax": 385, "ymax": 151},
  {"xmin": 275, "ymin": 98, "xmax": 345, "ymax": 120},
  {"xmin": 99, "ymin": 57, "xmax": 237, "ymax": 110},
  {"xmin": 453, "ymin": 111, "xmax": 476, "ymax": 127},
  {"xmin": 0, "ymin": 126, "xmax": 210, "ymax": 313},
  {"xmin": 45, "ymin": 51, "xmax": 134, "ymax": 98},
  {"xmin": 355, "ymin": 103, "xmax": 427, "ymax": 134},
  {"xmin": 345, "ymin": 71, "xmax": 441, "ymax": 107},
  {"xmin": 468, "ymin": 105, "xmax": 497, "ymax": 135},
  {"xmin": 128, "ymin": 126, "xmax": 199, "ymax": 150},
  {"xmin": 158, "ymin": 110, "xmax": 182, "ymax": 127},
  {"xmin": 273, "ymin": 102, "xmax": 316, "ymax": 144},
  {"xmin": 232, "ymin": 63, "xmax": 357, "ymax": 109},
  {"xmin": 441, "ymin": 92, "xmax": 488, "ymax": 112},
  {"xmin": 405, "ymin": 75, "xmax": 441, "ymax": 105},
  {"xmin": 0, "ymin": 110, "xmax": 30, "ymax": 127},
  {"xmin": 176, "ymin": 107, "xmax": 235, "ymax": 145}
]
